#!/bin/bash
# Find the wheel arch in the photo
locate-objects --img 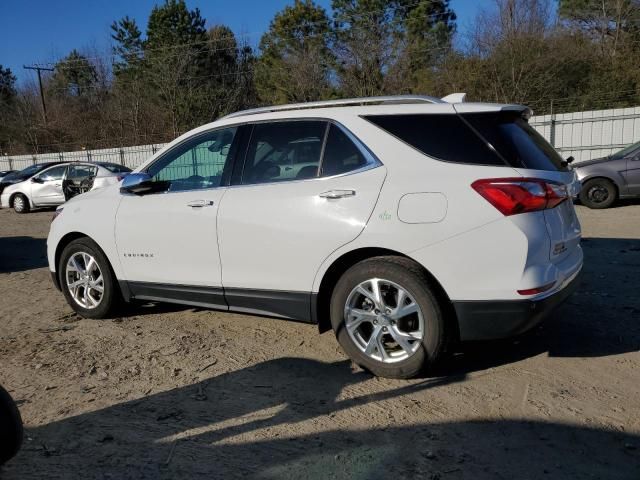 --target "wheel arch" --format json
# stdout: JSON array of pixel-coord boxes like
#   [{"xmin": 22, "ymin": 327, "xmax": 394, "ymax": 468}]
[
  {"xmin": 314, "ymin": 247, "xmax": 458, "ymax": 340},
  {"xmin": 581, "ymin": 174, "xmax": 622, "ymax": 195},
  {"xmin": 54, "ymin": 232, "xmax": 120, "ymax": 289},
  {"xmin": 9, "ymin": 191, "xmax": 32, "ymax": 209}
]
